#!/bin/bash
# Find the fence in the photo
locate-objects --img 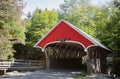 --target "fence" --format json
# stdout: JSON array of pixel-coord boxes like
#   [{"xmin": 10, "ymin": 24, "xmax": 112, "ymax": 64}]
[{"xmin": 0, "ymin": 60, "xmax": 44, "ymax": 75}]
